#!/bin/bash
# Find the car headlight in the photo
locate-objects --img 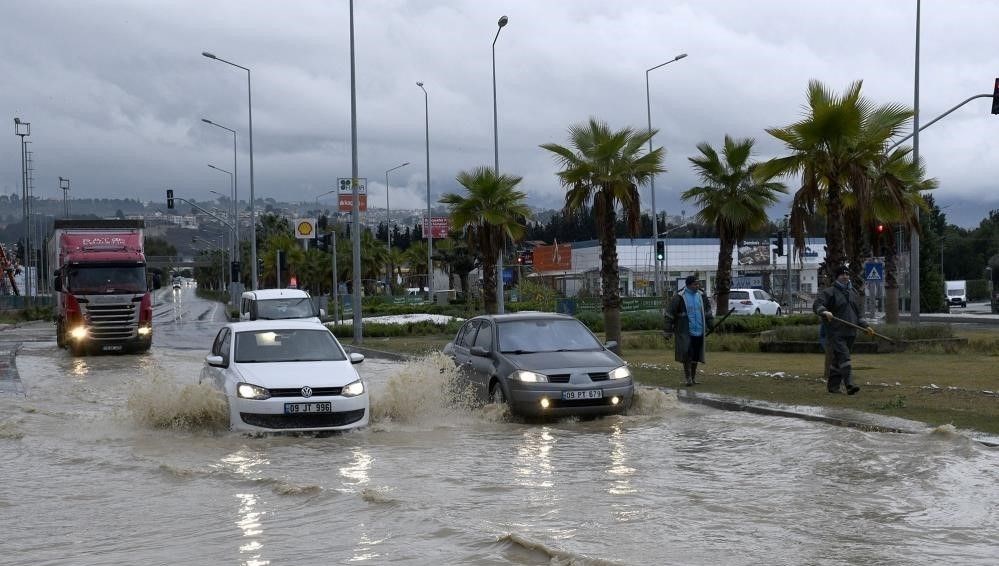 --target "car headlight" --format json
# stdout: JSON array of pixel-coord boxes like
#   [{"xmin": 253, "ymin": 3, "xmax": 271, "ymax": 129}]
[
  {"xmin": 341, "ymin": 379, "xmax": 365, "ymax": 397},
  {"xmin": 236, "ymin": 382, "xmax": 271, "ymax": 400},
  {"xmin": 609, "ymin": 366, "xmax": 632, "ymax": 380},
  {"xmin": 510, "ymin": 370, "xmax": 548, "ymax": 383}
]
